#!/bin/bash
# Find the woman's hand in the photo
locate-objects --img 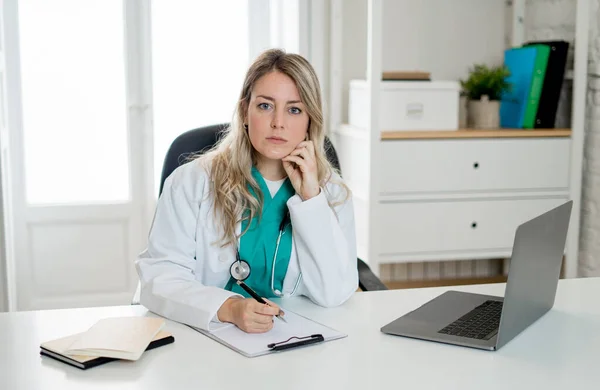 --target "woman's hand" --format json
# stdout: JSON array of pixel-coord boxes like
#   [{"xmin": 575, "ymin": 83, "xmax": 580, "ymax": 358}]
[
  {"xmin": 217, "ymin": 297, "xmax": 281, "ymax": 333},
  {"xmin": 282, "ymin": 140, "xmax": 321, "ymax": 201}
]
